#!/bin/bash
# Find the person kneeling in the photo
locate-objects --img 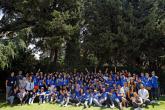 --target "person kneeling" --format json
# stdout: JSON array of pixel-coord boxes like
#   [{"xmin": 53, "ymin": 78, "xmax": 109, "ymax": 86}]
[
  {"xmin": 131, "ymin": 92, "xmax": 143, "ymax": 110},
  {"xmin": 37, "ymin": 87, "xmax": 46, "ymax": 104},
  {"xmin": 138, "ymin": 84, "xmax": 150, "ymax": 107}
]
